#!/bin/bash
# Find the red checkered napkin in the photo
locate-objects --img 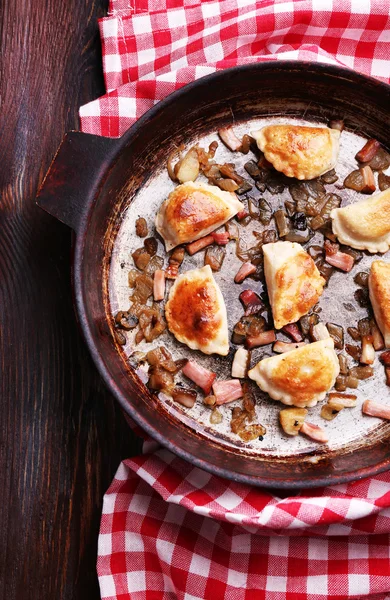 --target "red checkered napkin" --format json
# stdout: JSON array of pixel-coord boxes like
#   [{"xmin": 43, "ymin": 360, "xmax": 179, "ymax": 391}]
[
  {"xmin": 79, "ymin": 1, "xmax": 390, "ymax": 598},
  {"xmin": 80, "ymin": 0, "xmax": 390, "ymax": 137}
]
